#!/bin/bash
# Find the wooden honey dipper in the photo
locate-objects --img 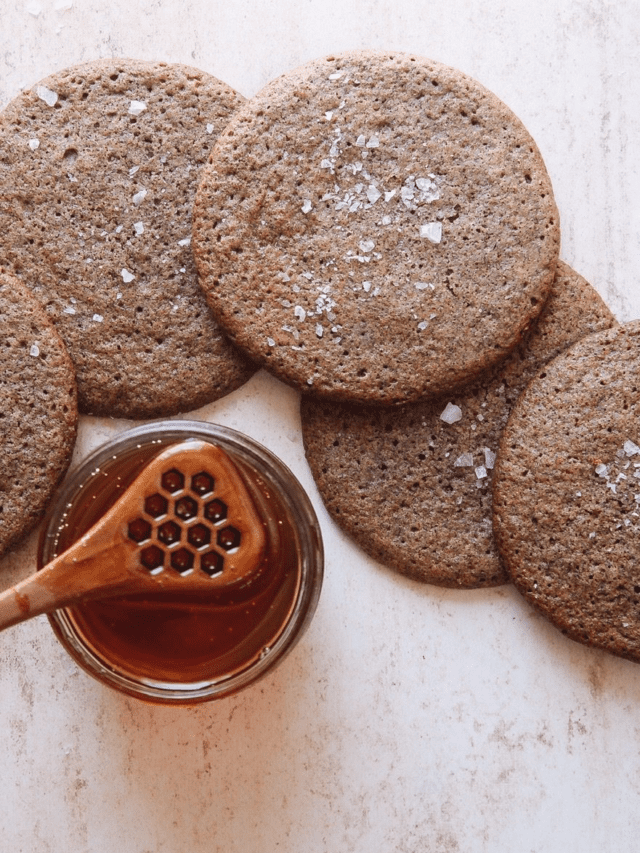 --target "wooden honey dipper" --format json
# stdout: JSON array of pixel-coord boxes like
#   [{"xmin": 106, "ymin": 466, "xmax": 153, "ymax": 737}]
[{"xmin": 0, "ymin": 440, "xmax": 268, "ymax": 633}]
